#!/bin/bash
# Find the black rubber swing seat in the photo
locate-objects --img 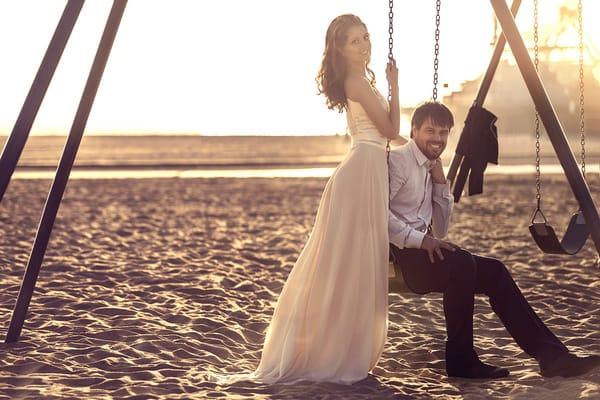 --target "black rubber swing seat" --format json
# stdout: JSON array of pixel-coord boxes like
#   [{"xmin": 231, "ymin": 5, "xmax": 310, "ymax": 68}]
[{"xmin": 529, "ymin": 209, "xmax": 590, "ymax": 255}]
